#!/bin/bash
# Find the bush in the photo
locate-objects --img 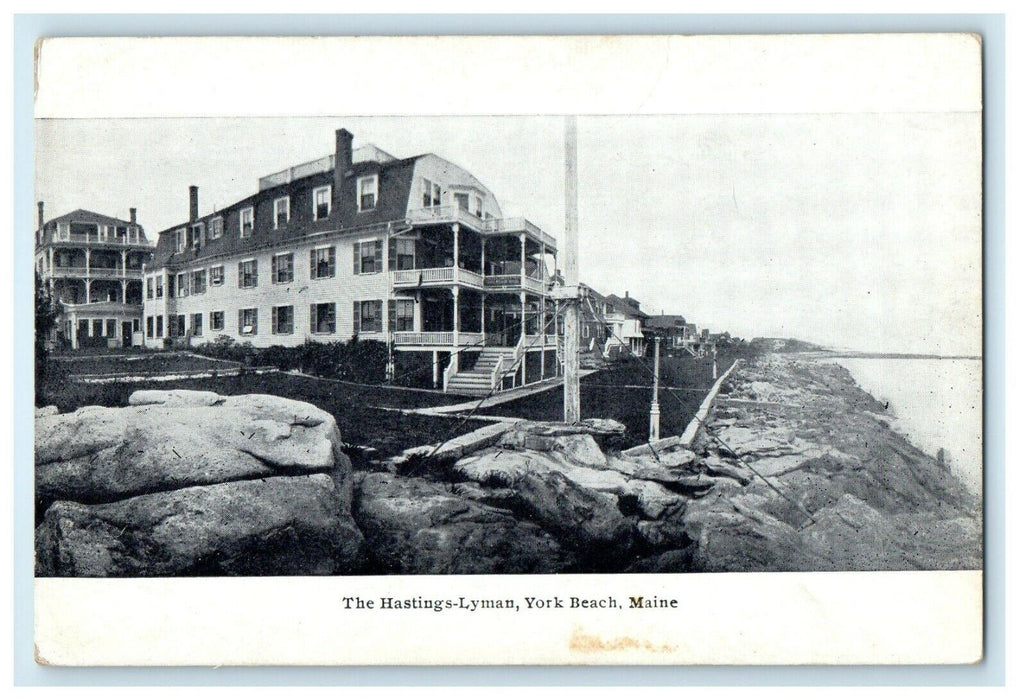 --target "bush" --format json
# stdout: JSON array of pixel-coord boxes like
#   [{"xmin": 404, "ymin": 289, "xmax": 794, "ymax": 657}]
[{"xmin": 392, "ymin": 351, "xmax": 436, "ymax": 389}]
